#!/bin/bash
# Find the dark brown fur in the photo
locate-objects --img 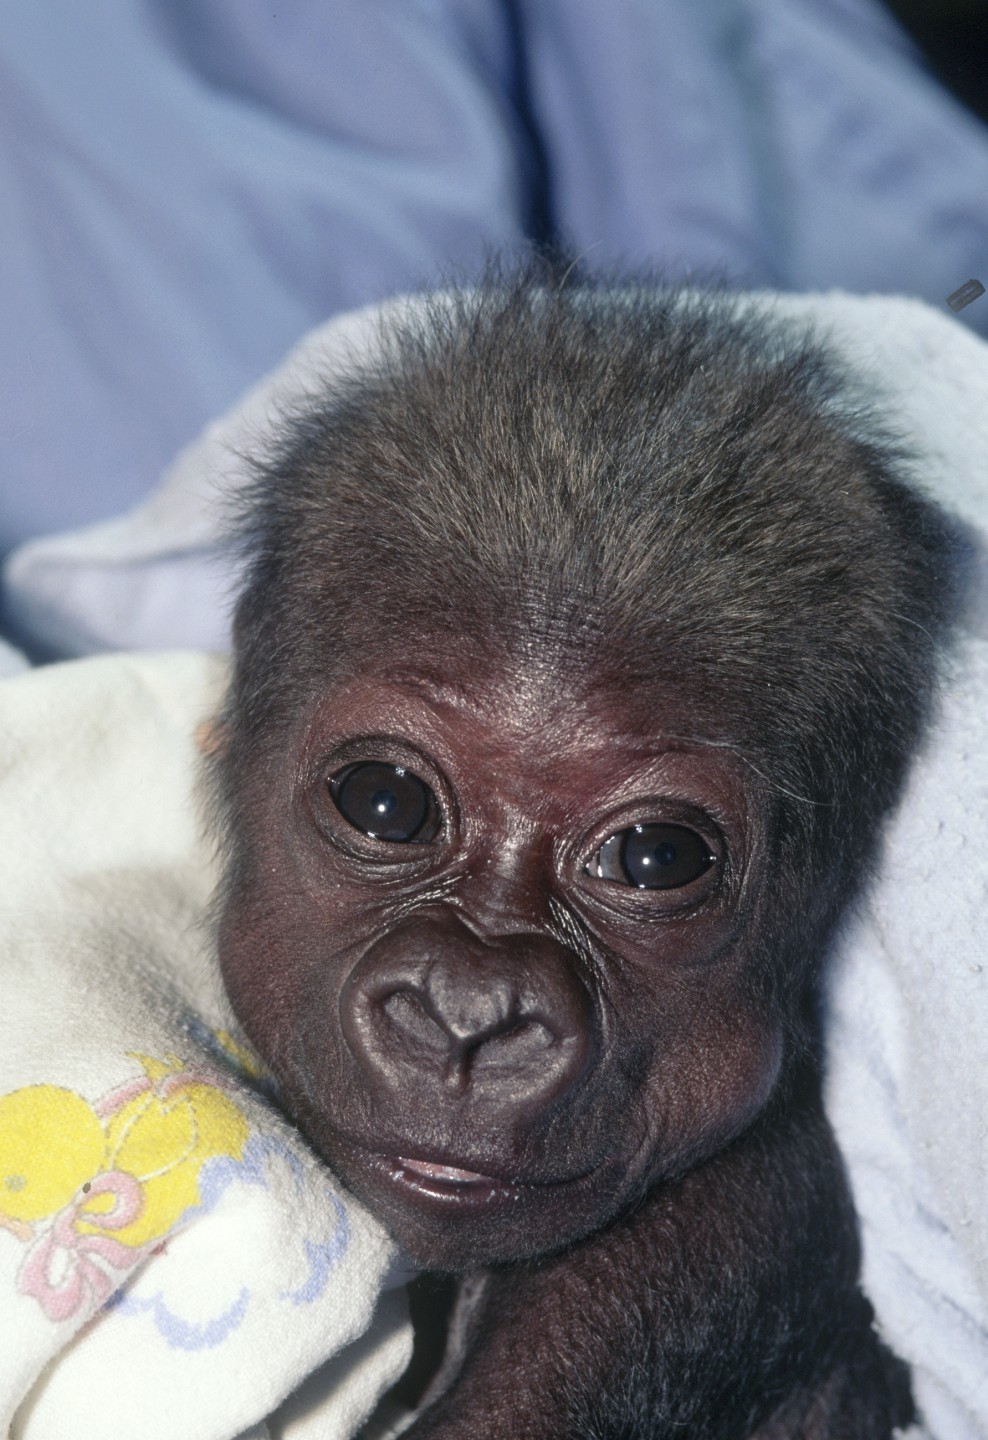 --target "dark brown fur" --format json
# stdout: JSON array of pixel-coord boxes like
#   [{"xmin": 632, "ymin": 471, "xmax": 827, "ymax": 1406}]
[{"xmin": 215, "ymin": 270, "xmax": 957, "ymax": 1436}]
